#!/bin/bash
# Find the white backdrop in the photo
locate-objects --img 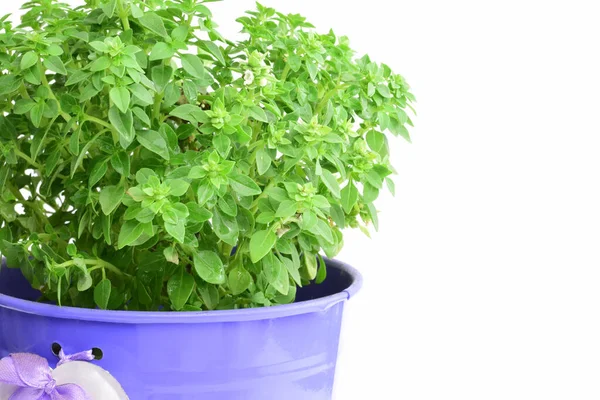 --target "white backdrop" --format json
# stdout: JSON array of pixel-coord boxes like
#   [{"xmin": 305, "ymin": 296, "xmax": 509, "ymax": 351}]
[{"xmin": 2, "ymin": 1, "xmax": 600, "ymax": 399}]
